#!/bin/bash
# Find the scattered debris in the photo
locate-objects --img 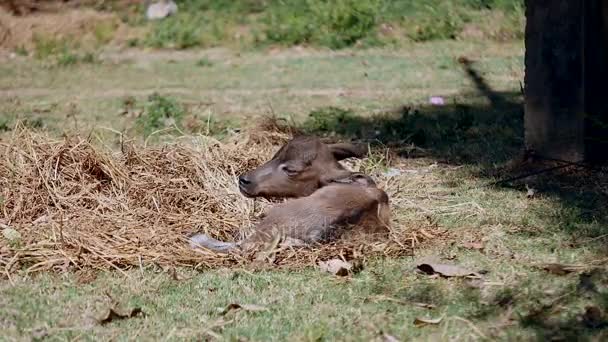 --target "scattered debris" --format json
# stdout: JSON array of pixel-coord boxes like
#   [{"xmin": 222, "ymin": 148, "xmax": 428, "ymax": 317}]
[
  {"xmin": 465, "ymin": 278, "xmax": 486, "ymax": 289},
  {"xmin": 31, "ymin": 327, "xmax": 48, "ymax": 340},
  {"xmin": 460, "ymin": 241, "xmax": 484, "ymax": 251},
  {"xmin": 383, "ymin": 168, "xmax": 402, "ymax": 177},
  {"xmin": 429, "ymin": 96, "xmax": 445, "ymax": 106},
  {"xmin": 319, "ymin": 258, "xmax": 353, "ymax": 276},
  {"xmin": 414, "ymin": 315, "xmax": 444, "ymax": 327},
  {"xmin": 75, "ymin": 269, "xmax": 98, "ymax": 285},
  {"xmin": 541, "ymin": 263, "xmax": 586, "ymax": 276},
  {"xmin": 218, "ymin": 303, "xmax": 268, "ymax": 316},
  {"xmin": 98, "ymin": 307, "xmax": 145, "ymax": 325},
  {"xmin": 416, "ymin": 259, "xmax": 482, "ymax": 278},
  {"xmin": 382, "ymin": 333, "xmax": 400, "ymax": 342},
  {"xmin": 457, "ymin": 56, "xmax": 471, "ymax": 64},
  {"xmin": 2, "ymin": 227, "xmax": 21, "ymax": 243},
  {"xmin": 525, "ymin": 184, "xmax": 537, "ymax": 198},
  {"xmin": 146, "ymin": 0, "xmax": 178, "ymax": 20},
  {"xmin": 417, "ymin": 229, "xmax": 436, "ymax": 240},
  {"xmin": 32, "ymin": 215, "xmax": 49, "ymax": 225},
  {"xmin": 368, "ymin": 295, "xmax": 436, "ymax": 309}
]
